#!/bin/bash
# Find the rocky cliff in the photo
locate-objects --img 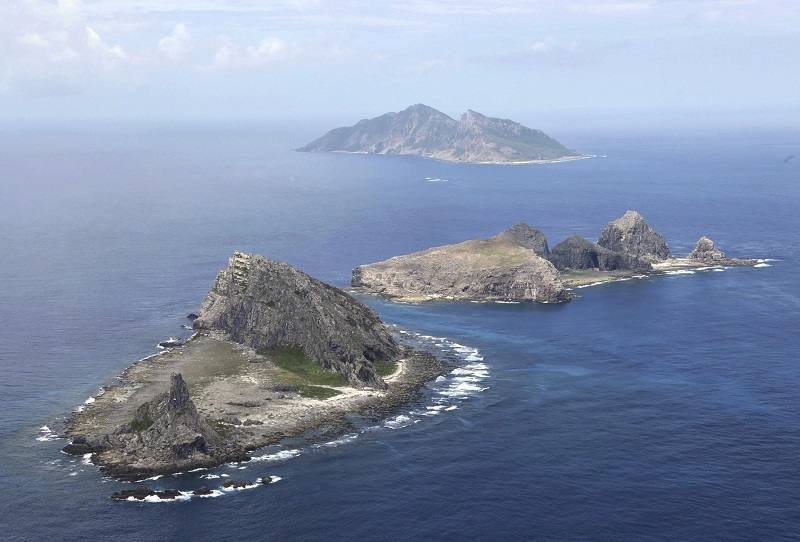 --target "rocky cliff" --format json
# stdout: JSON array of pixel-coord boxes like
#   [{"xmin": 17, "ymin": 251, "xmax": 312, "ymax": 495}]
[
  {"xmin": 548, "ymin": 235, "xmax": 645, "ymax": 272},
  {"xmin": 298, "ymin": 104, "xmax": 581, "ymax": 164},
  {"xmin": 598, "ymin": 210, "xmax": 671, "ymax": 263},
  {"xmin": 690, "ymin": 236, "xmax": 727, "ymax": 261},
  {"xmin": 352, "ymin": 225, "xmax": 570, "ymax": 303},
  {"xmin": 194, "ymin": 252, "xmax": 399, "ymax": 389}
]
